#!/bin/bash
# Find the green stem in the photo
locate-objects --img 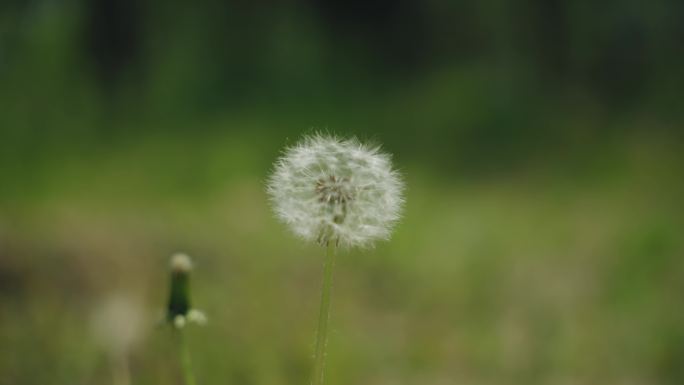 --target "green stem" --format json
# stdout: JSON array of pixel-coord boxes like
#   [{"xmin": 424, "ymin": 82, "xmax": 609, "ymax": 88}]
[
  {"xmin": 177, "ymin": 329, "xmax": 197, "ymax": 385},
  {"xmin": 312, "ymin": 241, "xmax": 337, "ymax": 385}
]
